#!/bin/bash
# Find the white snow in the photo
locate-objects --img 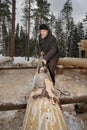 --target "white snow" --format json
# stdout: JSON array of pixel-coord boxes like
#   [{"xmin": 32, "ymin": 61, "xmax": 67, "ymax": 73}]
[{"xmin": 0, "ymin": 55, "xmax": 39, "ymax": 64}]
